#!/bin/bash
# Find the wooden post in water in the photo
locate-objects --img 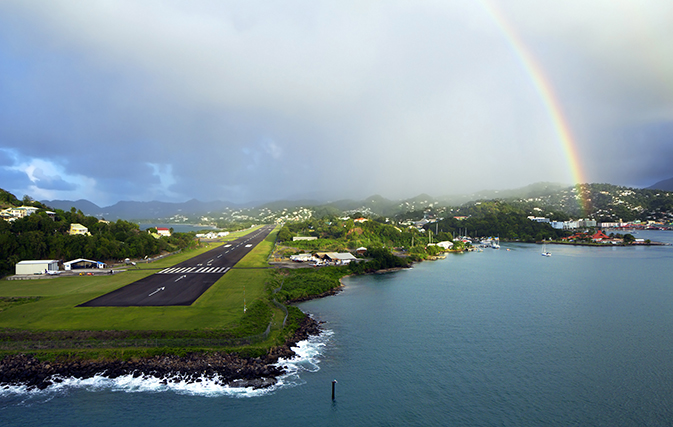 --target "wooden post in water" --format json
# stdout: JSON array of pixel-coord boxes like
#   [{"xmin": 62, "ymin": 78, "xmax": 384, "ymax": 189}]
[{"xmin": 332, "ymin": 379, "xmax": 337, "ymax": 400}]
